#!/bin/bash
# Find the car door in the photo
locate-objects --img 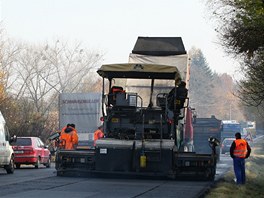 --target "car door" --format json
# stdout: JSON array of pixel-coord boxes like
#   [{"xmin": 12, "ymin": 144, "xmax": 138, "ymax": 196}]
[
  {"xmin": 43, "ymin": 139, "xmax": 50, "ymax": 162},
  {"xmin": 4, "ymin": 125, "xmax": 12, "ymax": 163},
  {"xmin": 33, "ymin": 138, "xmax": 42, "ymax": 161},
  {"xmin": 0, "ymin": 122, "xmax": 10, "ymax": 164},
  {"xmin": 37, "ymin": 138, "xmax": 46, "ymax": 163},
  {"xmin": 0, "ymin": 123, "xmax": 5, "ymax": 164}
]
